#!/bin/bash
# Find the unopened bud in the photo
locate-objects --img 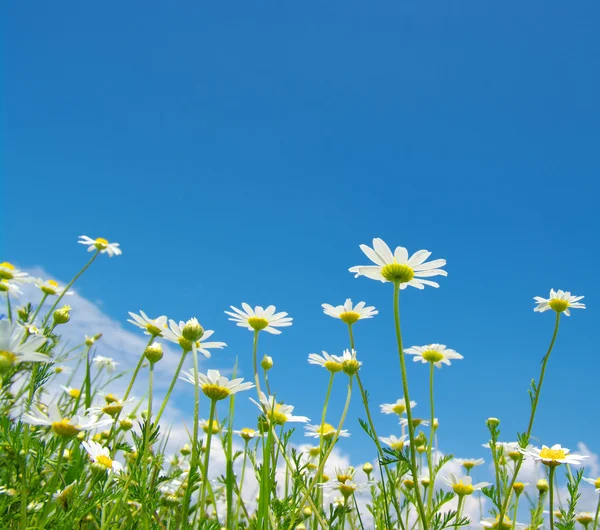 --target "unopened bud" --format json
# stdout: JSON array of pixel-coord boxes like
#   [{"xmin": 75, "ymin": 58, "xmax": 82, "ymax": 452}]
[
  {"xmin": 53, "ymin": 305, "xmax": 72, "ymax": 325},
  {"xmin": 261, "ymin": 355, "xmax": 273, "ymax": 371},
  {"xmin": 120, "ymin": 418, "xmax": 133, "ymax": 431},
  {"xmin": 536, "ymin": 479, "xmax": 549, "ymax": 493},
  {"xmin": 144, "ymin": 342, "xmax": 163, "ymax": 364},
  {"xmin": 486, "ymin": 417, "xmax": 500, "ymax": 429},
  {"xmin": 362, "ymin": 462, "xmax": 374, "ymax": 475},
  {"xmin": 182, "ymin": 318, "xmax": 204, "ymax": 342},
  {"xmin": 180, "ymin": 444, "xmax": 191, "ymax": 456}
]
